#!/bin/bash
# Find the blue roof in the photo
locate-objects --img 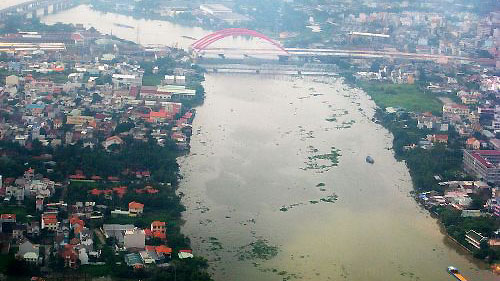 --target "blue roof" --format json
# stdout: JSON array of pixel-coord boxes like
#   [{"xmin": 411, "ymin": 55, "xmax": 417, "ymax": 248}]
[{"xmin": 26, "ymin": 104, "xmax": 45, "ymax": 109}]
